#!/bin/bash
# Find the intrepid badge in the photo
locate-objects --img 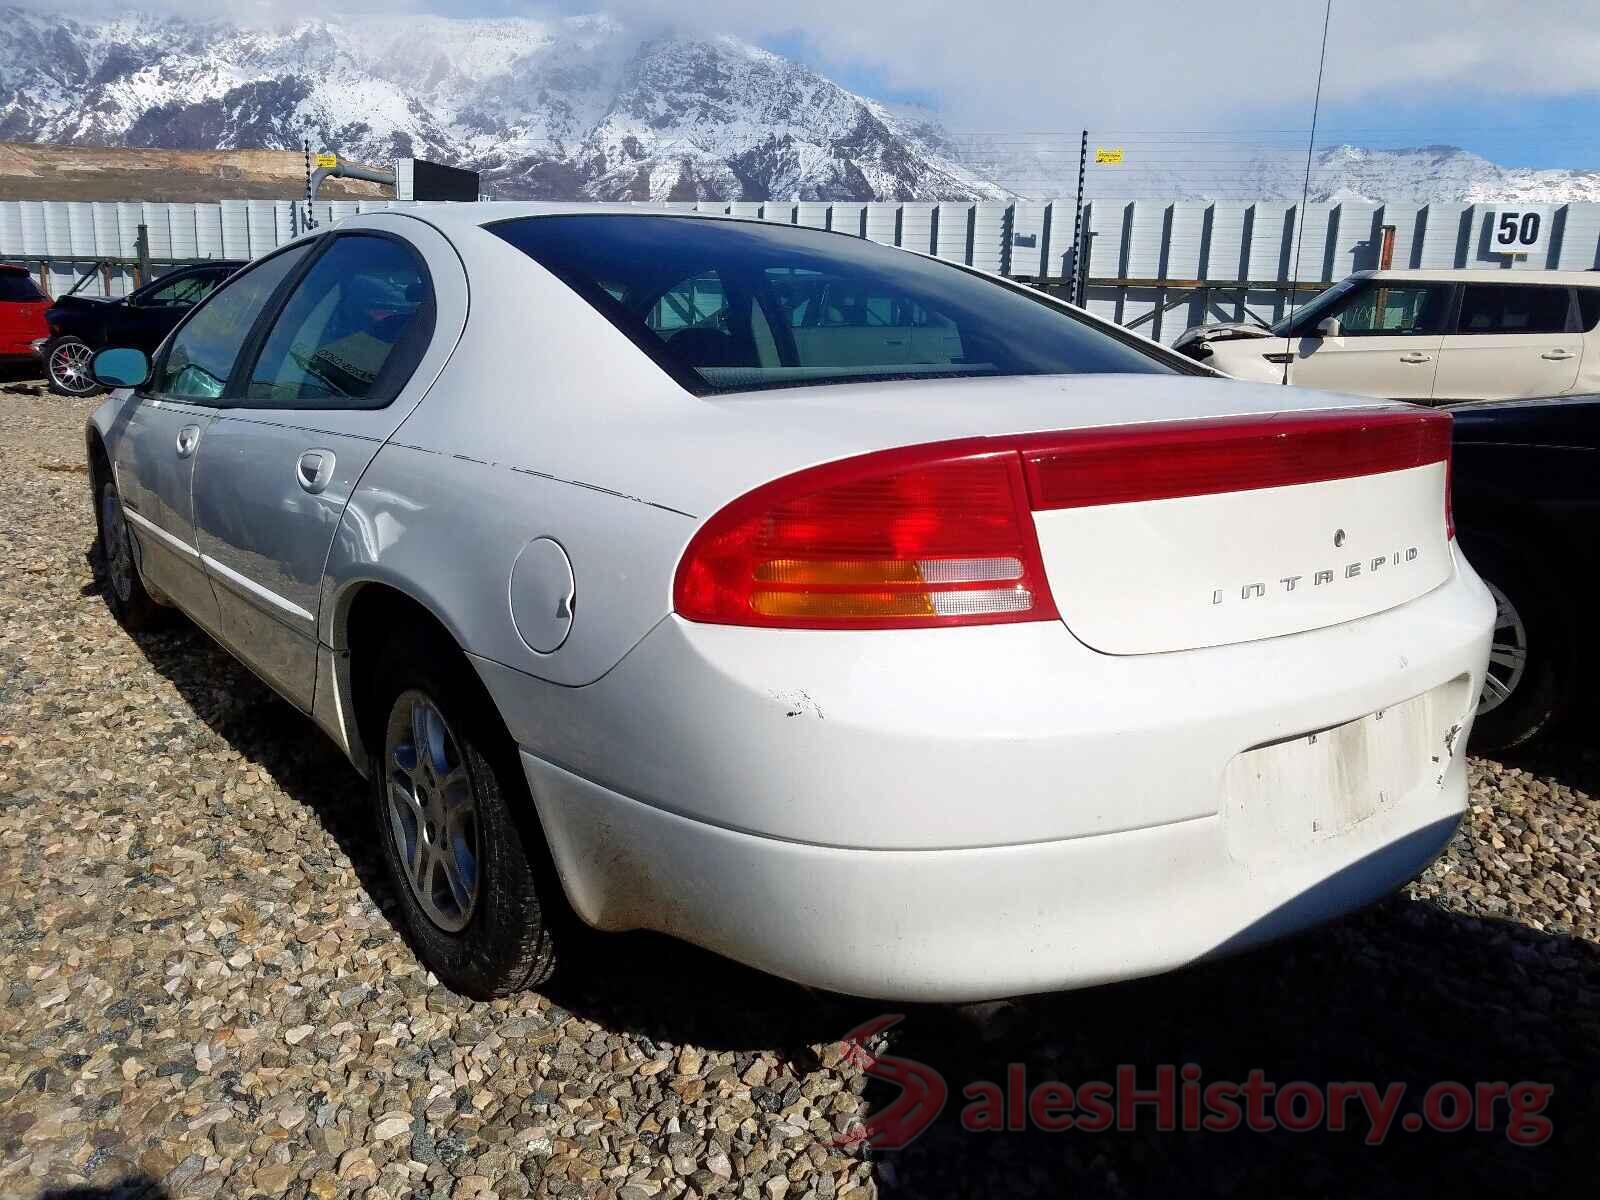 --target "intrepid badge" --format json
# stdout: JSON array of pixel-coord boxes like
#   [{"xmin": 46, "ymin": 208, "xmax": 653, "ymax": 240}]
[{"xmin": 1212, "ymin": 547, "xmax": 1420, "ymax": 606}]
